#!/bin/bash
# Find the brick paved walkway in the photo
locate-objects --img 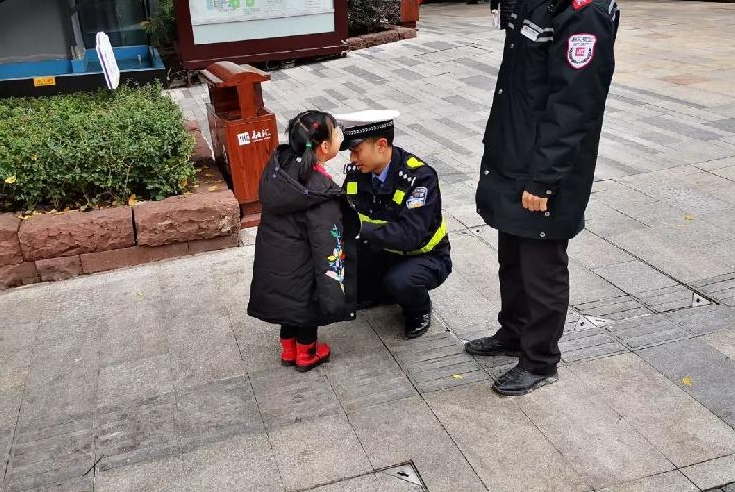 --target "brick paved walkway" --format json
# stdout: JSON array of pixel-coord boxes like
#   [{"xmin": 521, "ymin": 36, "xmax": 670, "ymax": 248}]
[{"xmin": 3, "ymin": 1, "xmax": 735, "ymax": 491}]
